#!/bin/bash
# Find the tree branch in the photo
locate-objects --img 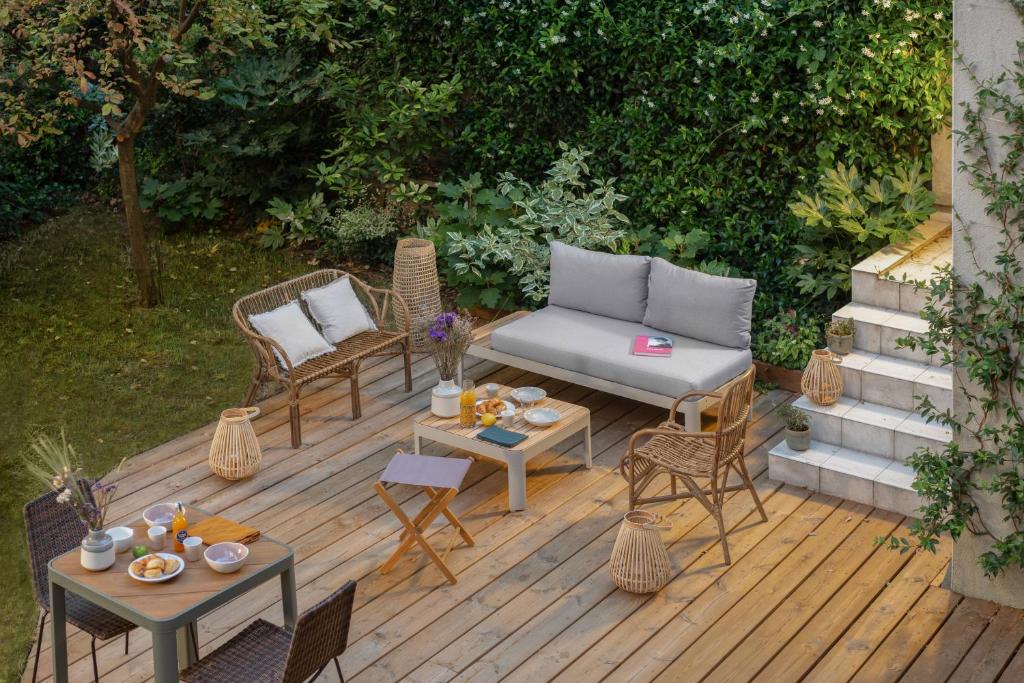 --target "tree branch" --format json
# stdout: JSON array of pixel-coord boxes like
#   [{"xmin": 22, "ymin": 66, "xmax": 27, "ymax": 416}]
[{"xmin": 173, "ymin": 0, "xmax": 206, "ymax": 42}]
